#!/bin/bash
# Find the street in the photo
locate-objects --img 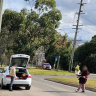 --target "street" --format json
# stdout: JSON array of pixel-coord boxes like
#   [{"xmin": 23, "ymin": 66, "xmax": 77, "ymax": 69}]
[
  {"xmin": 0, "ymin": 75, "xmax": 96, "ymax": 96},
  {"xmin": 0, "ymin": 0, "xmax": 96, "ymax": 96}
]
